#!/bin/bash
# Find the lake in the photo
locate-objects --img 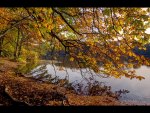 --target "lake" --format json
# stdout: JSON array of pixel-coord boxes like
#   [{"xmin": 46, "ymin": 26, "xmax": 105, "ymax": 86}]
[{"xmin": 17, "ymin": 60, "xmax": 150, "ymax": 105}]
